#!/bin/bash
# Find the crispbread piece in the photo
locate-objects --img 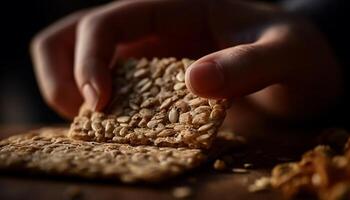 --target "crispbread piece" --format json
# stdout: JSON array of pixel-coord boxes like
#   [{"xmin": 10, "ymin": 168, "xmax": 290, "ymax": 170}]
[
  {"xmin": 0, "ymin": 128, "xmax": 206, "ymax": 183},
  {"xmin": 69, "ymin": 58, "xmax": 230, "ymax": 149}
]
